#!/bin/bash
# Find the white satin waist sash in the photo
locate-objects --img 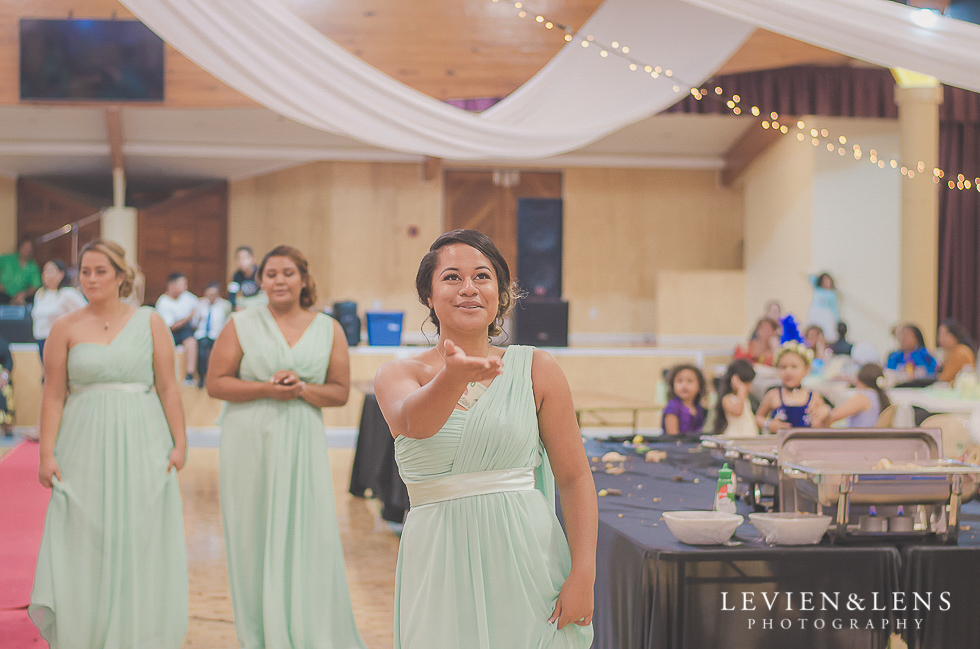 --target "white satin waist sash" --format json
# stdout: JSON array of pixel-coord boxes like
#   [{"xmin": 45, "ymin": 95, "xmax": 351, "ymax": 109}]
[
  {"xmin": 407, "ymin": 467, "xmax": 536, "ymax": 507},
  {"xmin": 70, "ymin": 382, "xmax": 153, "ymax": 395}
]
